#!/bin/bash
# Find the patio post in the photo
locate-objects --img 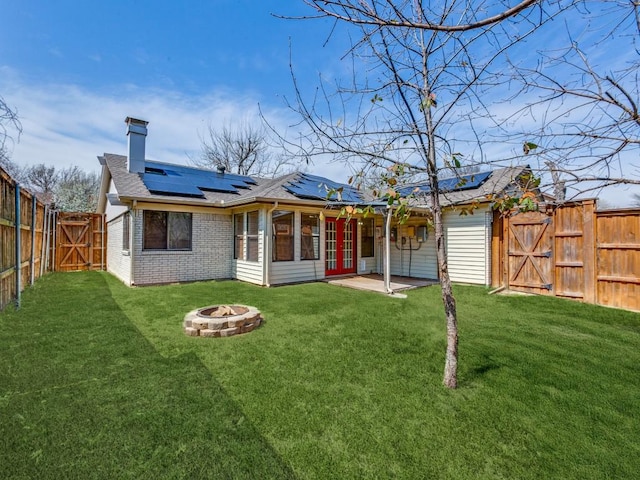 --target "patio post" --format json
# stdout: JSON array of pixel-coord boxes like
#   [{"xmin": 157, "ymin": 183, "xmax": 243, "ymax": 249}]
[{"xmin": 384, "ymin": 206, "xmax": 392, "ymax": 294}]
